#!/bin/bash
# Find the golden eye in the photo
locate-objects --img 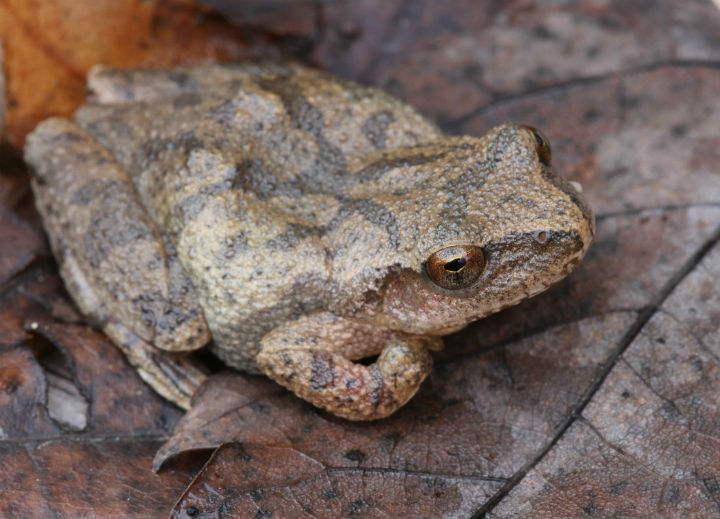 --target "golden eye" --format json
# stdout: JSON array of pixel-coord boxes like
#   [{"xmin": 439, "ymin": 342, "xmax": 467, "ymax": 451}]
[
  {"xmin": 425, "ymin": 245, "xmax": 485, "ymax": 290},
  {"xmin": 522, "ymin": 125, "xmax": 551, "ymax": 166}
]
